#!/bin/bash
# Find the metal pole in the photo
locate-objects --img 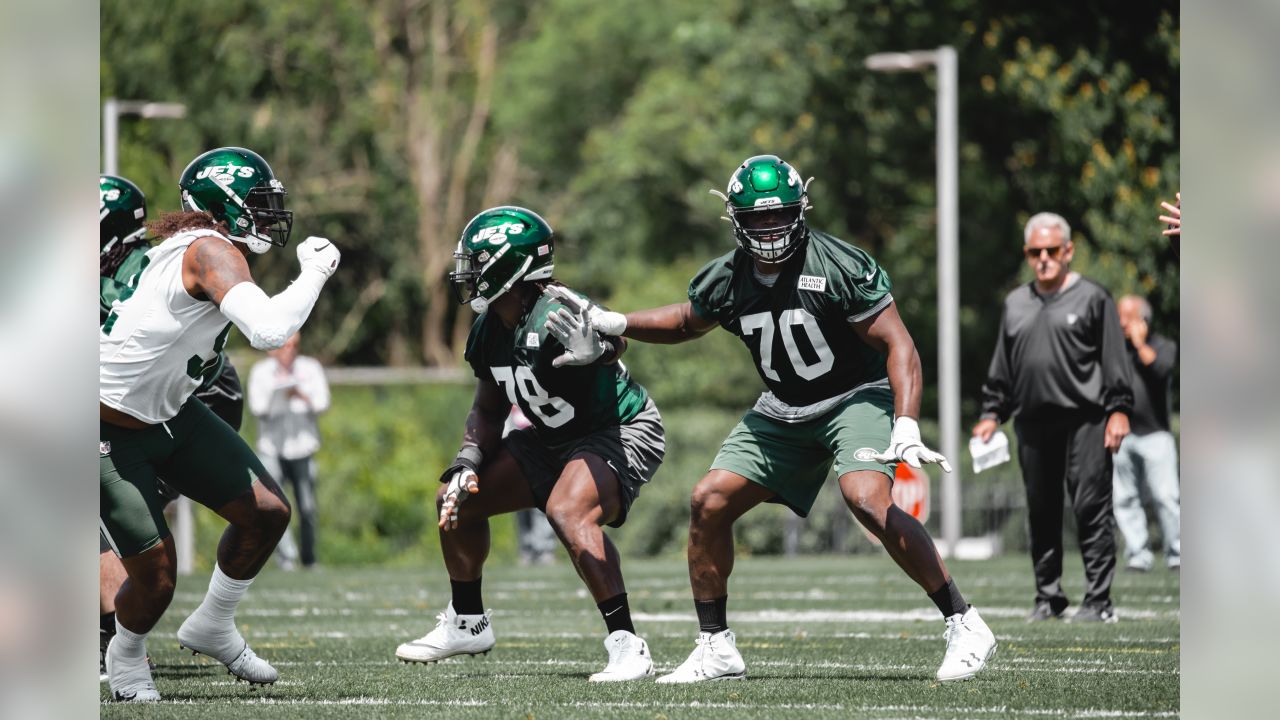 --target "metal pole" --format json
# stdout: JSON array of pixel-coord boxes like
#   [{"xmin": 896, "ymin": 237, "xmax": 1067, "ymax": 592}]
[
  {"xmin": 103, "ymin": 97, "xmax": 119, "ymax": 175},
  {"xmin": 175, "ymin": 497, "xmax": 195, "ymax": 576},
  {"xmin": 935, "ymin": 46, "xmax": 962, "ymax": 556}
]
